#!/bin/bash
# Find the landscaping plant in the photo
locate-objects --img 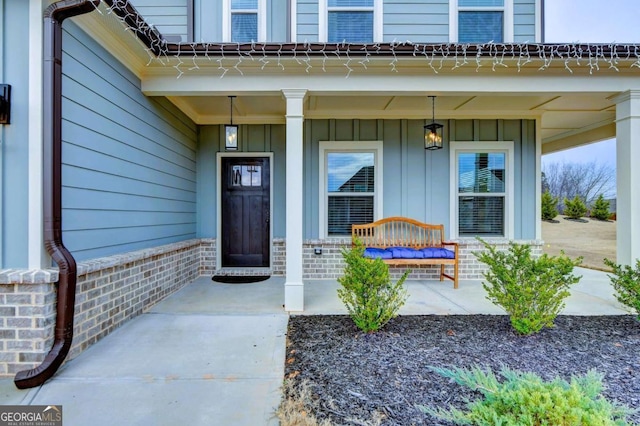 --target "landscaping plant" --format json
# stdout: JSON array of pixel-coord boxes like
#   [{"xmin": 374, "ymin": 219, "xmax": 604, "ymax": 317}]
[
  {"xmin": 591, "ymin": 194, "xmax": 611, "ymax": 221},
  {"xmin": 541, "ymin": 190, "xmax": 559, "ymax": 221},
  {"xmin": 419, "ymin": 366, "xmax": 635, "ymax": 426},
  {"xmin": 474, "ymin": 238, "xmax": 581, "ymax": 335},
  {"xmin": 564, "ymin": 195, "xmax": 588, "ymax": 219},
  {"xmin": 604, "ymin": 258, "xmax": 640, "ymax": 320},
  {"xmin": 337, "ymin": 241, "xmax": 409, "ymax": 332}
]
